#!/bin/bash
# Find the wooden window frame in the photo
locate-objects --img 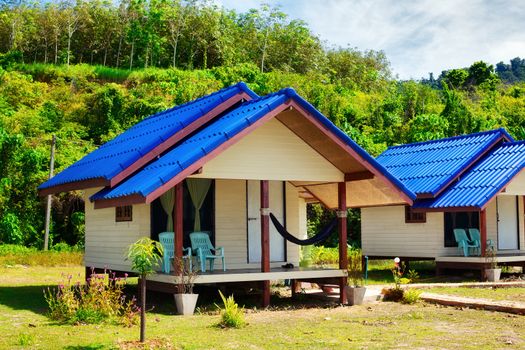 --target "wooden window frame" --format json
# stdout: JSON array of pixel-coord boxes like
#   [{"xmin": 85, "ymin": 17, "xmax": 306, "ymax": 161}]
[
  {"xmin": 116, "ymin": 205, "xmax": 133, "ymax": 222},
  {"xmin": 405, "ymin": 206, "xmax": 426, "ymax": 223}
]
